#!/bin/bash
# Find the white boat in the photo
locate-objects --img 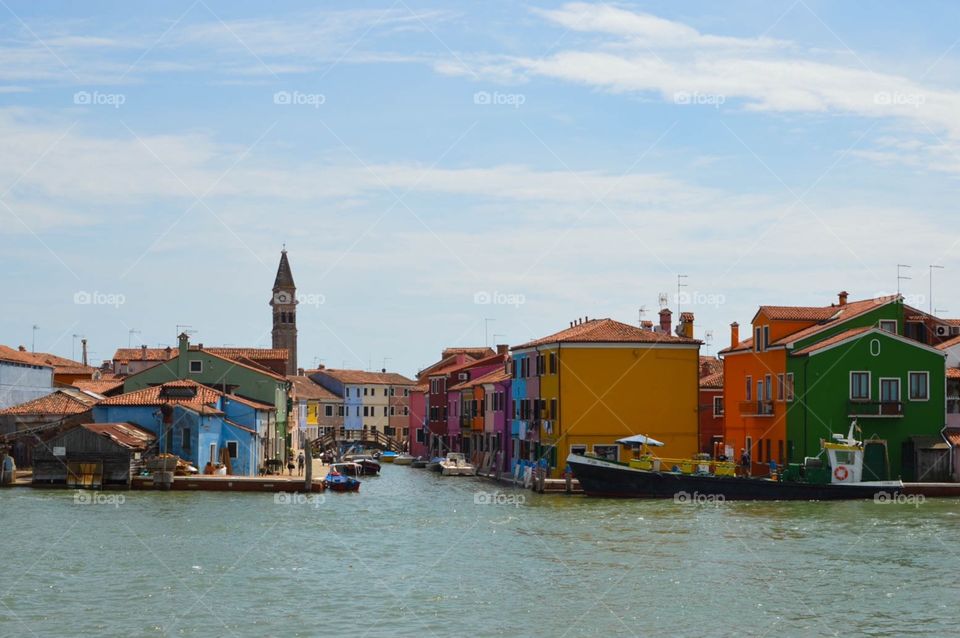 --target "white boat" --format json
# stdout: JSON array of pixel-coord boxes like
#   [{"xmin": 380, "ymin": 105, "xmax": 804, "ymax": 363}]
[
  {"xmin": 440, "ymin": 452, "xmax": 477, "ymax": 476},
  {"xmin": 393, "ymin": 454, "xmax": 415, "ymax": 465}
]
